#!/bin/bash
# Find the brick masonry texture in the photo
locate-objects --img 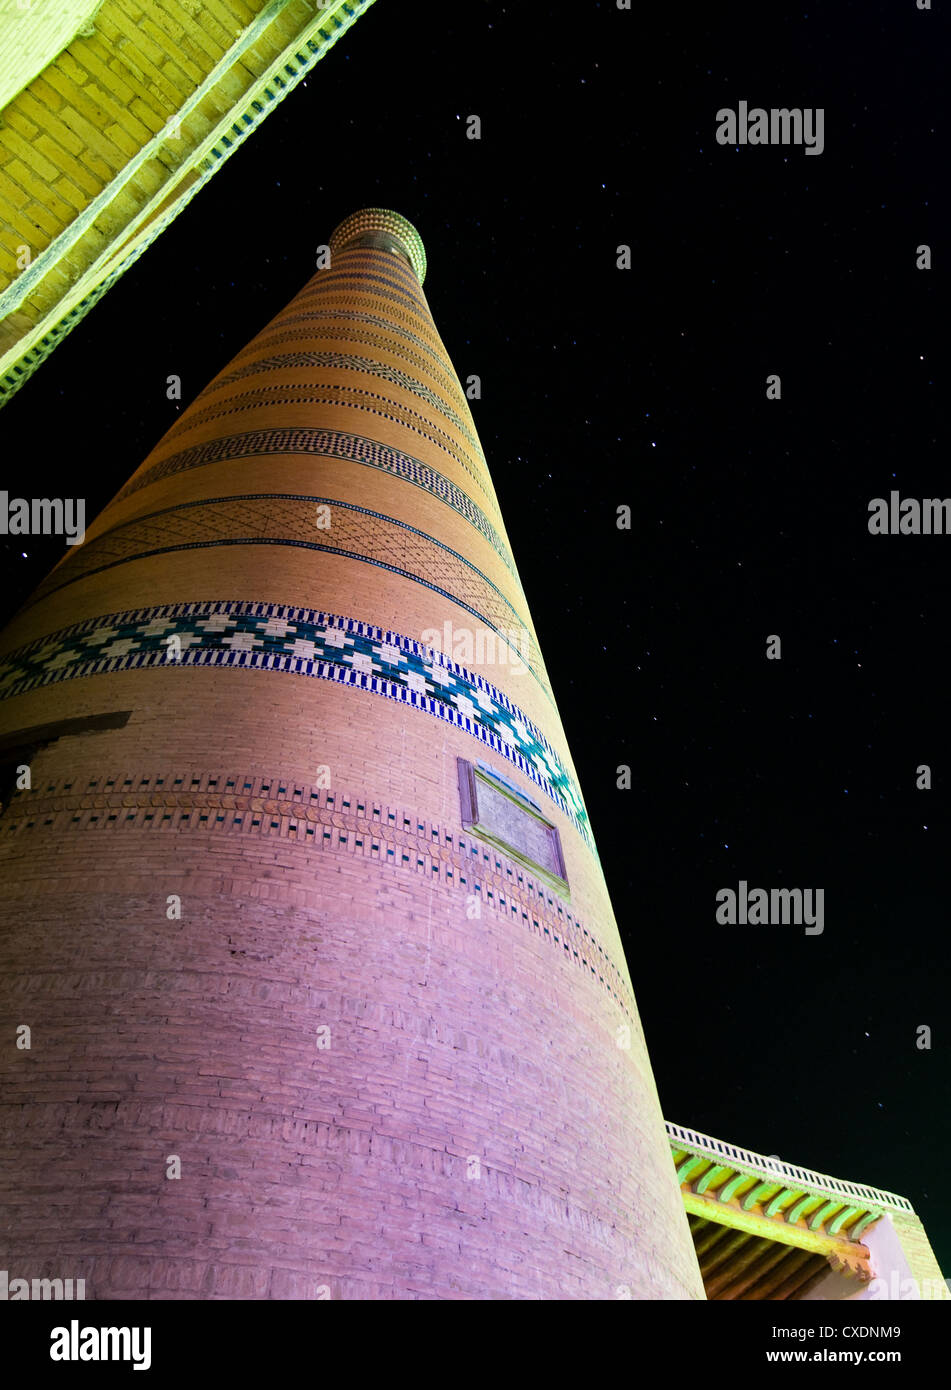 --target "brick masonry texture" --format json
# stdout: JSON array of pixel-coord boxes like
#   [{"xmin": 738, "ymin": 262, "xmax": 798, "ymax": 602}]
[
  {"xmin": 15, "ymin": 502, "xmax": 552, "ymax": 693},
  {"xmin": 0, "ymin": 226, "xmax": 706, "ymax": 1299}
]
